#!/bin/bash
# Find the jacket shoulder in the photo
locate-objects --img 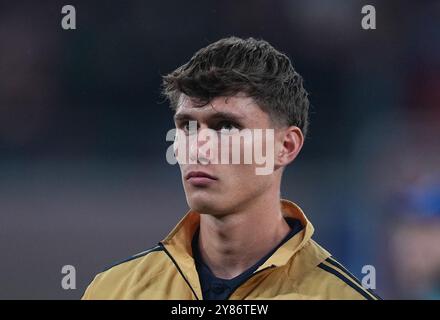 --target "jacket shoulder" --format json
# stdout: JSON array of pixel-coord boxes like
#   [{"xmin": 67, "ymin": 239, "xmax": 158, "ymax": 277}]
[
  {"xmin": 314, "ymin": 256, "xmax": 381, "ymax": 300},
  {"xmin": 81, "ymin": 244, "xmax": 168, "ymax": 299},
  {"xmin": 101, "ymin": 244, "xmax": 164, "ymax": 273},
  {"xmin": 291, "ymin": 240, "xmax": 381, "ymax": 300}
]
